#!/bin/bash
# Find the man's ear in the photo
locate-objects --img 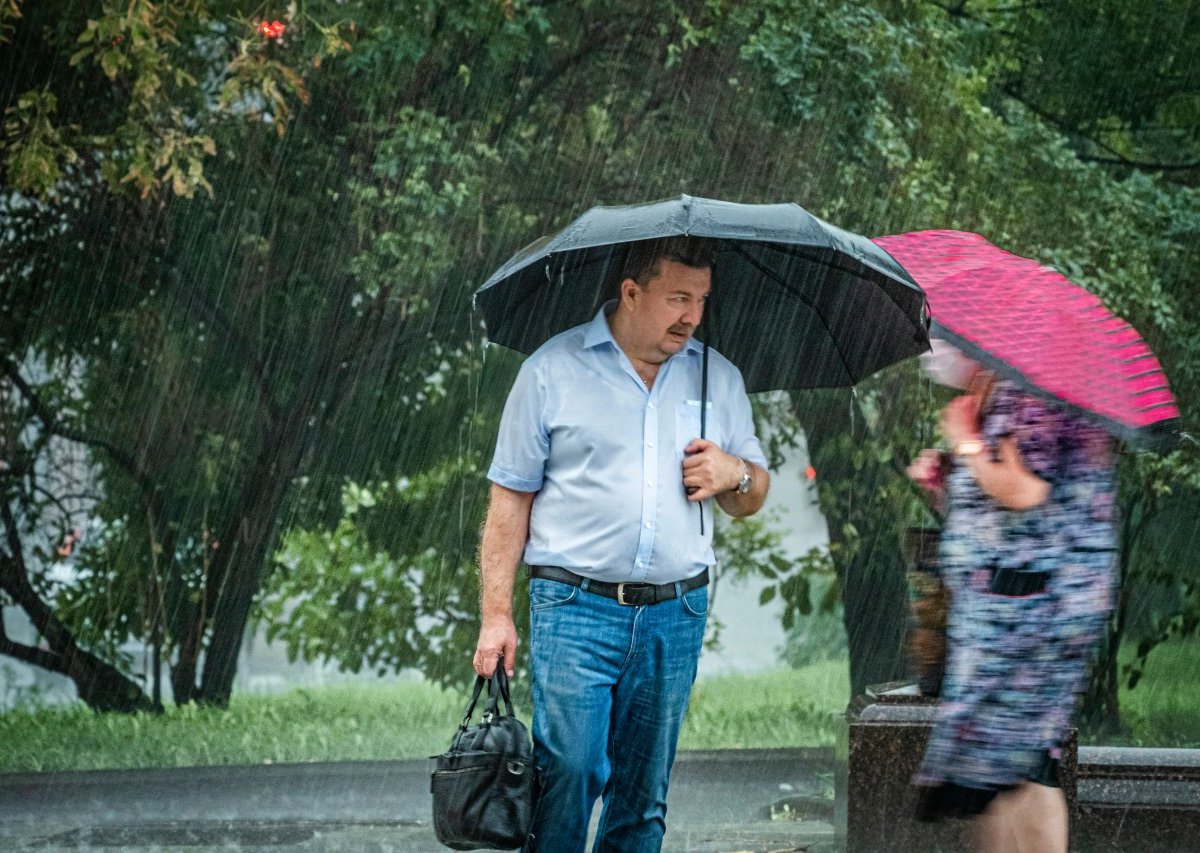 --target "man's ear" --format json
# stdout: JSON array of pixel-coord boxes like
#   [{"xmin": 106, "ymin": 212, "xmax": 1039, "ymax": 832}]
[{"xmin": 619, "ymin": 277, "xmax": 640, "ymax": 306}]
